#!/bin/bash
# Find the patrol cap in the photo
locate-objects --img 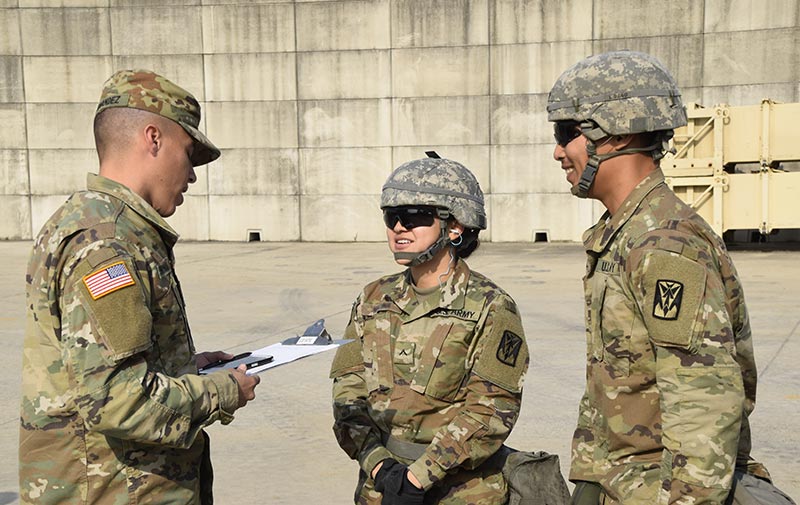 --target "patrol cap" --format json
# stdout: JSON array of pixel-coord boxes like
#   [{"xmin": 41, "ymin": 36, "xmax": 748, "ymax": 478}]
[{"xmin": 96, "ymin": 69, "xmax": 220, "ymax": 166}]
